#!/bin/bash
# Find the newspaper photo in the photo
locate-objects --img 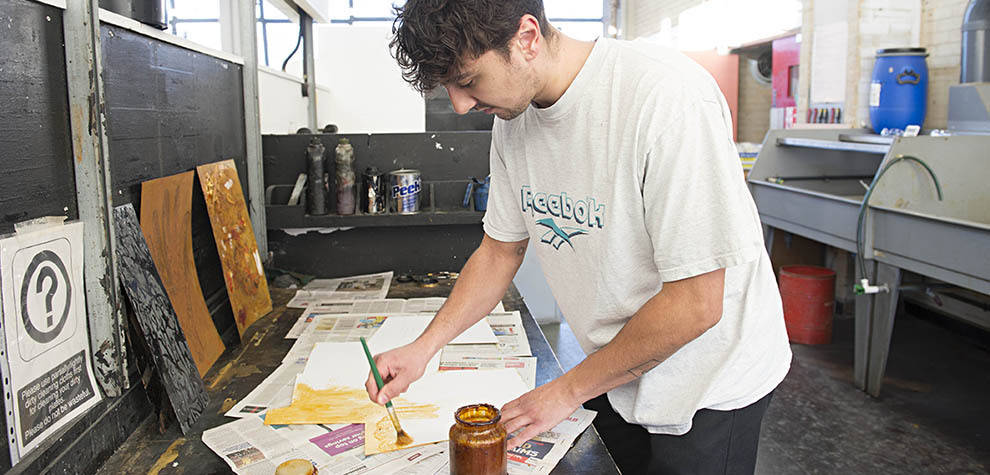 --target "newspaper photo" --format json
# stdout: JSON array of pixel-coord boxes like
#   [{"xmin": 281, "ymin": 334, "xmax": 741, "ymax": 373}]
[
  {"xmin": 507, "ymin": 408, "xmax": 597, "ymax": 474},
  {"xmin": 438, "ymin": 355, "xmax": 537, "ymax": 390},
  {"xmin": 287, "ymin": 271, "xmax": 394, "ymax": 307},
  {"xmin": 488, "ymin": 312, "xmax": 532, "ymax": 356},
  {"xmin": 285, "ymin": 300, "xmax": 405, "ymax": 339},
  {"xmin": 225, "ymin": 359, "xmax": 306, "ymax": 418}
]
